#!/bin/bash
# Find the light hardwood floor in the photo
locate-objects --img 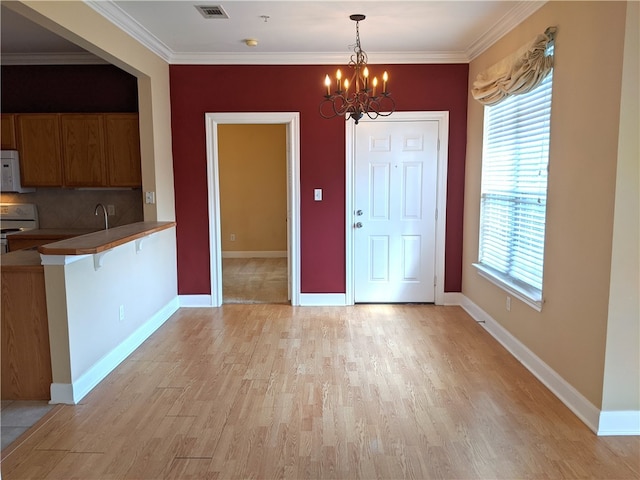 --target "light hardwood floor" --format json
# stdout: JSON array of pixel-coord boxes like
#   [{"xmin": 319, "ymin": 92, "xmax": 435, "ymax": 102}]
[
  {"xmin": 223, "ymin": 257, "xmax": 288, "ymax": 304},
  {"xmin": 1, "ymin": 305, "xmax": 638, "ymax": 479}
]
